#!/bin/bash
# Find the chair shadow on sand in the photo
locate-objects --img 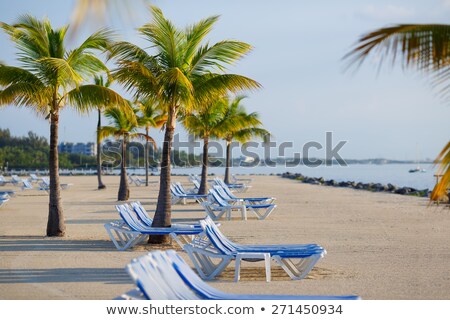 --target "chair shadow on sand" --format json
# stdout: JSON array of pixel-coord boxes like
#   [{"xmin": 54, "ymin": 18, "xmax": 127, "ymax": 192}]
[
  {"xmin": 0, "ymin": 236, "xmax": 114, "ymax": 252},
  {"xmin": 0, "ymin": 267, "xmax": 130, "ymax": 284}
]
